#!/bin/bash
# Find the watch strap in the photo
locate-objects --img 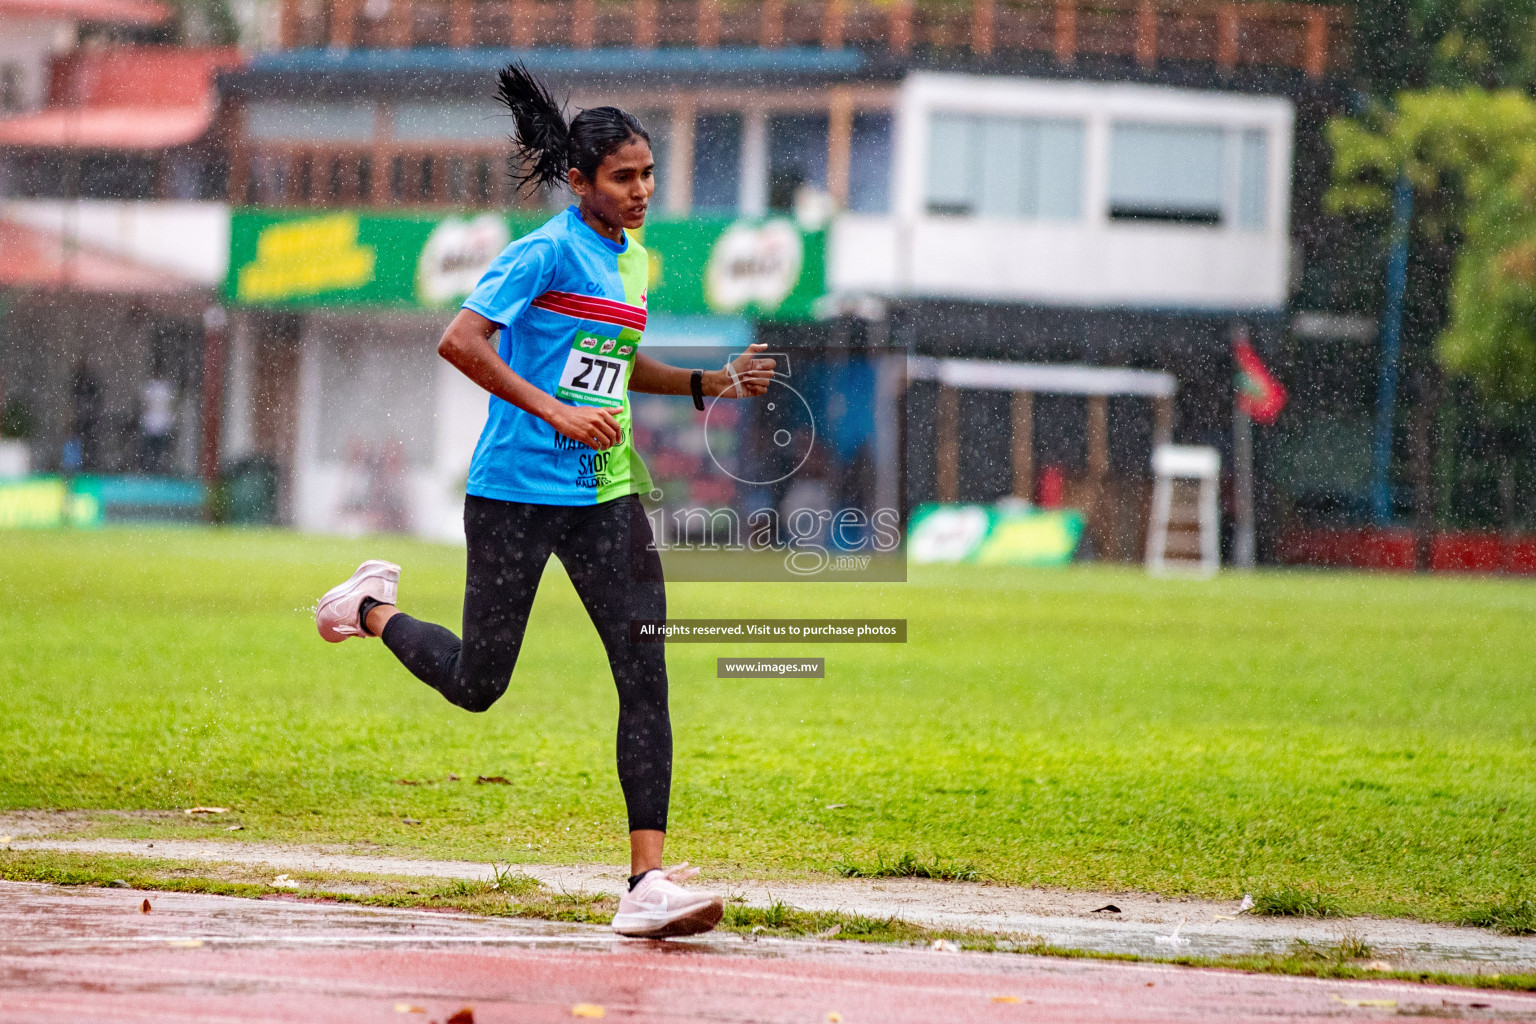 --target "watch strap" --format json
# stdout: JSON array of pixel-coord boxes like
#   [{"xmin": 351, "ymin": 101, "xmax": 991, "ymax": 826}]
[{"xmin": 690, "ymin": 369, "xmax": 705, "ymax": 411}]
